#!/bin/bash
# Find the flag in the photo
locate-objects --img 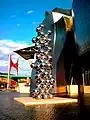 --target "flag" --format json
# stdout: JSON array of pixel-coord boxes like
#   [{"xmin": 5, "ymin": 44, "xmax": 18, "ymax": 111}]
[{"xmin": 9, "ymin": 55, "xmax": 18, "ymax": 75}]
